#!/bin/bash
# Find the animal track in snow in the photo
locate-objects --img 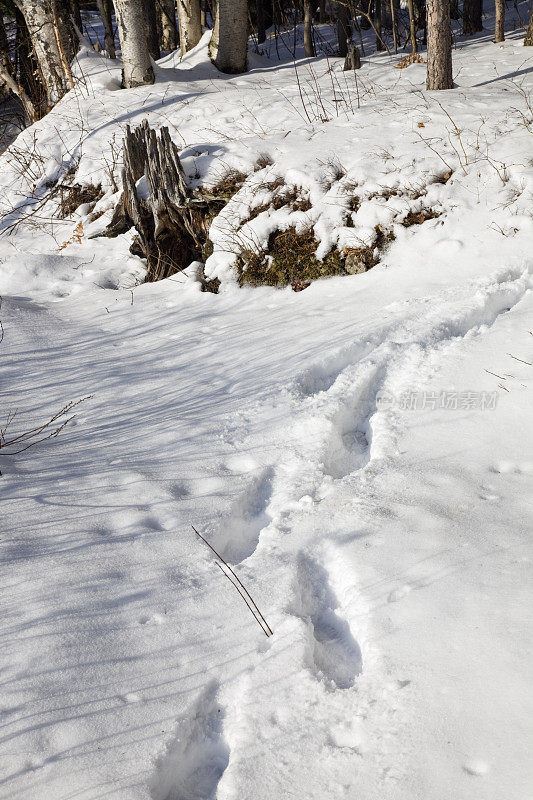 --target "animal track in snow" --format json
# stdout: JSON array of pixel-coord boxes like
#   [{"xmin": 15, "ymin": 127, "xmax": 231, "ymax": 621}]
[
  {"xmin": 290, "ymin": 553, "xmax": 362, "ymax": 690},
  {"xmin": 149, "ymin": 681, "xmax": 230, "ymax": 800},
  {"xmin": 218, "ymin": 466, "xmax": 275, "ymax": 564}
]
